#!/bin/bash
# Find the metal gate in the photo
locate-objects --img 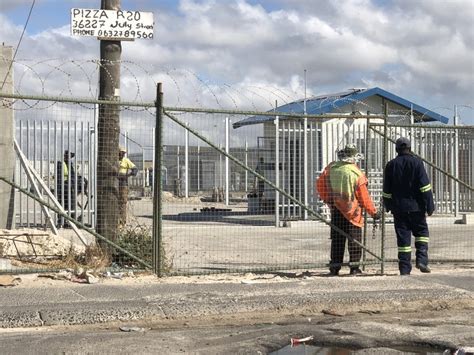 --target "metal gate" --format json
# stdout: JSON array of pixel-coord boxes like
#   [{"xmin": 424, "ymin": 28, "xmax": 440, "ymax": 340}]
[
  {"xmin": 1, "ymin": 89, "xmax": 472, "ymax": 276},
  {"xmin": 368, "ymin": 122, "xmax": 474, "ymax": 265},
  {"xmin": 15, "ymin": 119, "xmax": 97, "ymax": 229}
]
